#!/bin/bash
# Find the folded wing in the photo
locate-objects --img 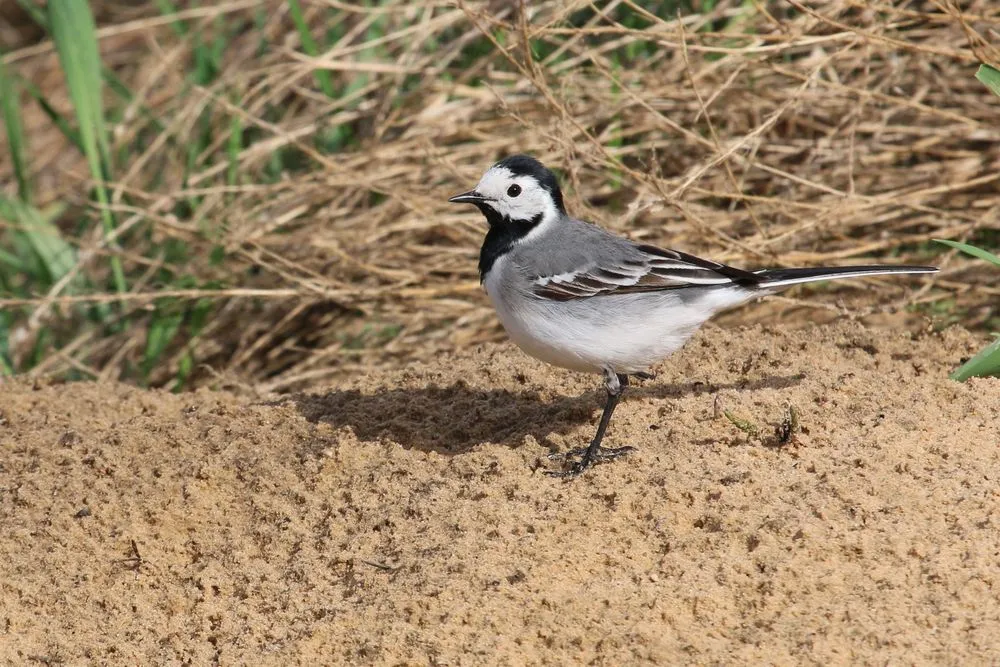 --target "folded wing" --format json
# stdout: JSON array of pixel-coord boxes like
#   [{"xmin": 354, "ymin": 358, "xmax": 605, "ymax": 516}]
[{"xmin": 532, "ymin": 244, "xmax": 762, "ymax": 301}]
